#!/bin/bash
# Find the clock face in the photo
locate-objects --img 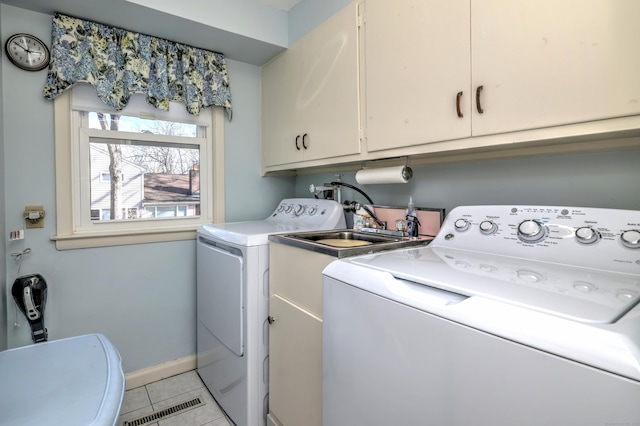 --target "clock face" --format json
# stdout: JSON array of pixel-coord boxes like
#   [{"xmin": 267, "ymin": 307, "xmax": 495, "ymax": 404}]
[{"xmin": 5, "ymin": 33, "xmax": 50, "ymax": 71}]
